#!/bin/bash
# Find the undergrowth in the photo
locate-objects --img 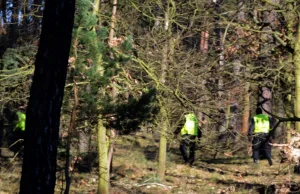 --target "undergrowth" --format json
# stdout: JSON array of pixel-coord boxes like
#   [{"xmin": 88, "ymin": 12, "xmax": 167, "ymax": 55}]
[{"xmin": 0, "ymin": 131, "xmax": 300, "ymax": 194}]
